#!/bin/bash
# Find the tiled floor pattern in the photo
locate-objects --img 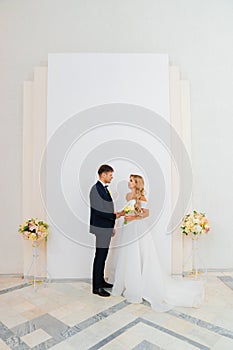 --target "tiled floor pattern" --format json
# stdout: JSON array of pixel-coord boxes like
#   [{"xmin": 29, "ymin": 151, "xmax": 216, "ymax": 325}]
[{"xmin": 0, "ymin": 272, "xmax": 233, "ymax": 349}]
